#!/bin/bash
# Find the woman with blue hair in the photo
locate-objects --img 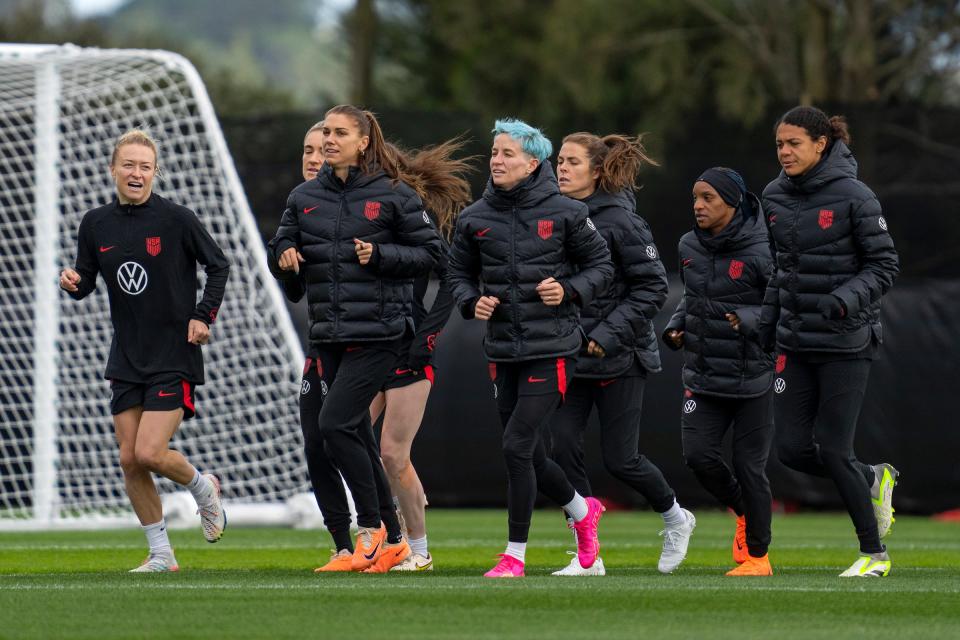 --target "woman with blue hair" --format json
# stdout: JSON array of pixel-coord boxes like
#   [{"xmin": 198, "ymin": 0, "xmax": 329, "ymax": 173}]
[
  {"xmin": 447, "ymin": 118, "xmax": 615, "ymax": 577},
  {"xmin": 663, "ymin": 167, "xmax": 776, "ymax": 576}
]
